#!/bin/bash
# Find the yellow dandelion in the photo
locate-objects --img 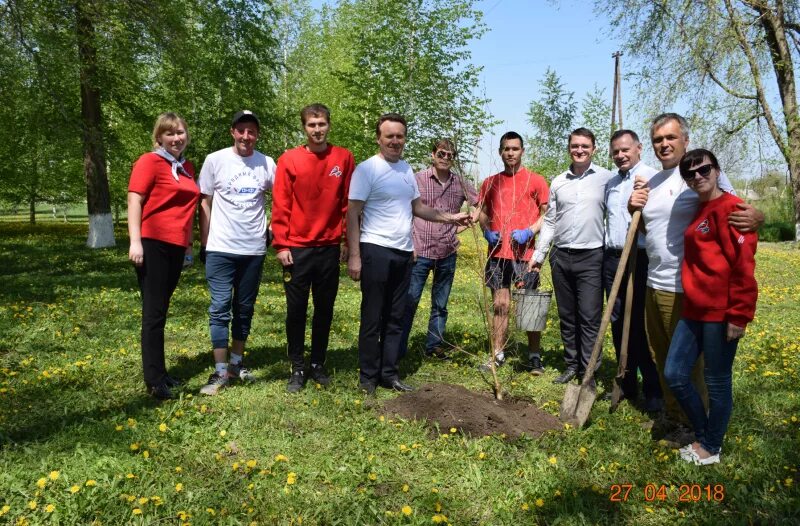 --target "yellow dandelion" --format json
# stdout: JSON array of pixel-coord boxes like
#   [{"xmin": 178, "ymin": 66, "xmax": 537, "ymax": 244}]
[
  {"xmin": 115, "ymin": 425, "xmax": 123, "ymax": 431},
  {"xmin": 219, "ymin": 430, "xmax": 226, "ymax": 437},
  {"xmin": 132, "ymin": 508, "xmax": 142, "ymax": 515},
  {"xmin": 645, "ymin": 507, "xmax": 654, "ymax": 513},
  {"xmin": 579, "ymin": 447, "xmax": 587, "ymax": 454},
  {"xmin": 0, "ymin": 505, "xmax": 10, "ymax": 516},
  {"xmin": 85, "ymin": 480, "xmax": 97, "ymax": 487},
  {"xmin": 449, "ymin": 427, "xmax": 457, "ymax": 433},
  {"xmin": 379, "ymin": 415, "xmax": 385, "ymax": 422},
  {"xmin": 554, "ymin": 490, "xmax": 562, "ymax": 497},
  {"xmin": 246, "ymin": 459, "xmax": 257, "ymax": 469},
  {"xmin": 175, "ymin": 483, "xmax": 183, "ymax": 492},
  {"xmin": 48, "ymin": 471, "xmax": 60, "ymax": 481},
  {"xmin": 435, "ymin": 501, "xmax": 442, "ymax": 512},
  {"xmin": 45, "ymin": 504, "xmax": 55, "ymax": 513},
  {"xmin": 274, "ymin": 454, "xmax": 288, "ymax": 462},
  {"xmin": 432, "ymin": 514, "xmax": 448, "ymax": 523},
  {"xmin": 286, "ymin": 472, "xmax": 297, "ymax": 485},
  {"xmin": 175, "ymin": 466, "xmax": 182, "ymax": 473},
  {"xmin": 479, "ymin": 452, "xmax": 486, "ymax": 459},
  {"xmin": 521, "ymin": 502, "xmax": 529, "ymax": 510},
  {"xmin": 127, "ymin": 418, "xmax": 136, "ymax": 427},
  {"xmin": 159, "ymin": 423, "xmax": 168, "ymax": 433},
  {"xmin": 232, "ymin": 462, "xmax": 240, "ymax": 471},
  {"xmin": 368, "ymin": 473, "xmax": 377, "ymax": 481},
  {"xmin": 70, "ymin": 485, "xmax": 80, "ymax": 494},
  {"xmin": 535, "ymin": 498, "xmax": 544, "ymax": 507},
  {"xmin": 402, "ymin": 484, "xmax": 409, "ymax": 492},
  {"xmin": 28, "ymin": 500, "xmax": 37, "ymax": 510},
  {"xmin": 401, "ymin": 505, "xmax": 412, "ymax": 516},
  {"xmin": 130, "ymin": 443, "xmax": 140, "ymax": 451},
  {"xmin": 548, "ymin": 456, "xmax": 557, "ymax": 465},
  {"xmin": 142, "ymin": 450, "xmax": 150, "ymax": 459},
  {"xmin": 206, "ymin": 507, "xmax": 216, "ymax": 516},
  {"xmin": 126, "ymin": 473, "xmax": 136, "ymax": 479},
  {"xmin": 36, "ymin": 477, "xmax": 47, "ymax": 489},
  {"xmin": 138, "ymin": 497, "xmax": 149, "ymax": 505}
]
